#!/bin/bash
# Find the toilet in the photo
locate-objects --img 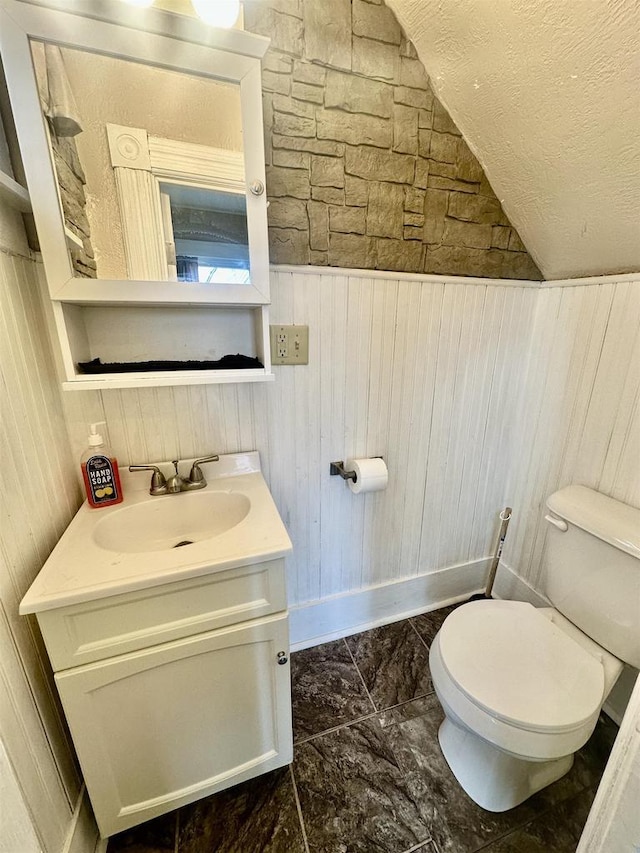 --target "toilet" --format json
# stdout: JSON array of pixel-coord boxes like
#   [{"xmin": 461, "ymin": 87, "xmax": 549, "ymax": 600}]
[{"xmin": 429, "ymin": 485, "xmax": 640, "ymax": 812}]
